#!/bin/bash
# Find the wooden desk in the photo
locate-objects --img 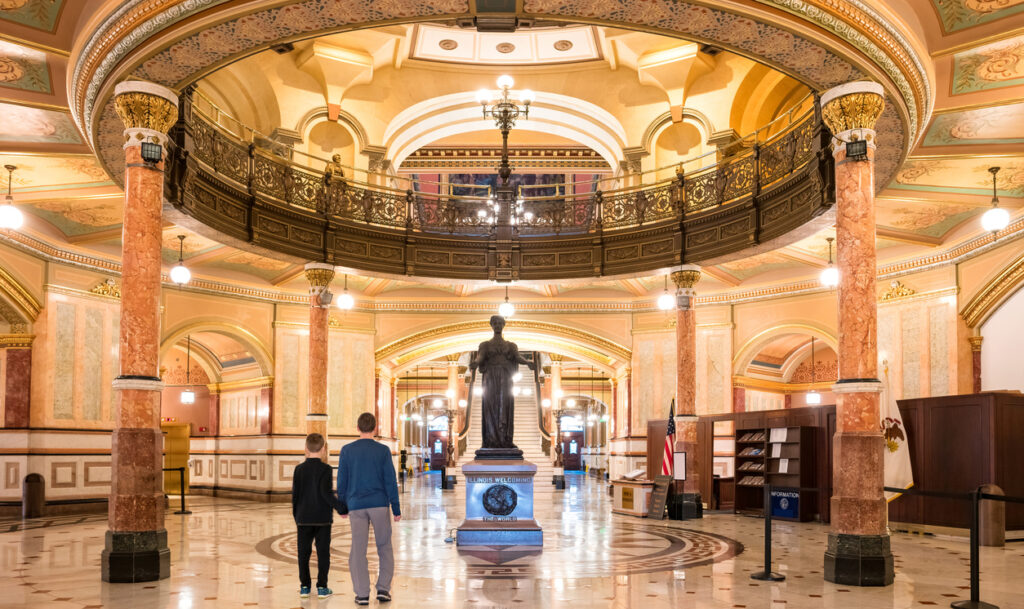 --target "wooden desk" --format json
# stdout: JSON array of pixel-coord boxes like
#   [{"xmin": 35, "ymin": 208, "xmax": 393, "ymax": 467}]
[{"xmin": 612, "ymin": 479, "xmax": 654, "ymax": 517}]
